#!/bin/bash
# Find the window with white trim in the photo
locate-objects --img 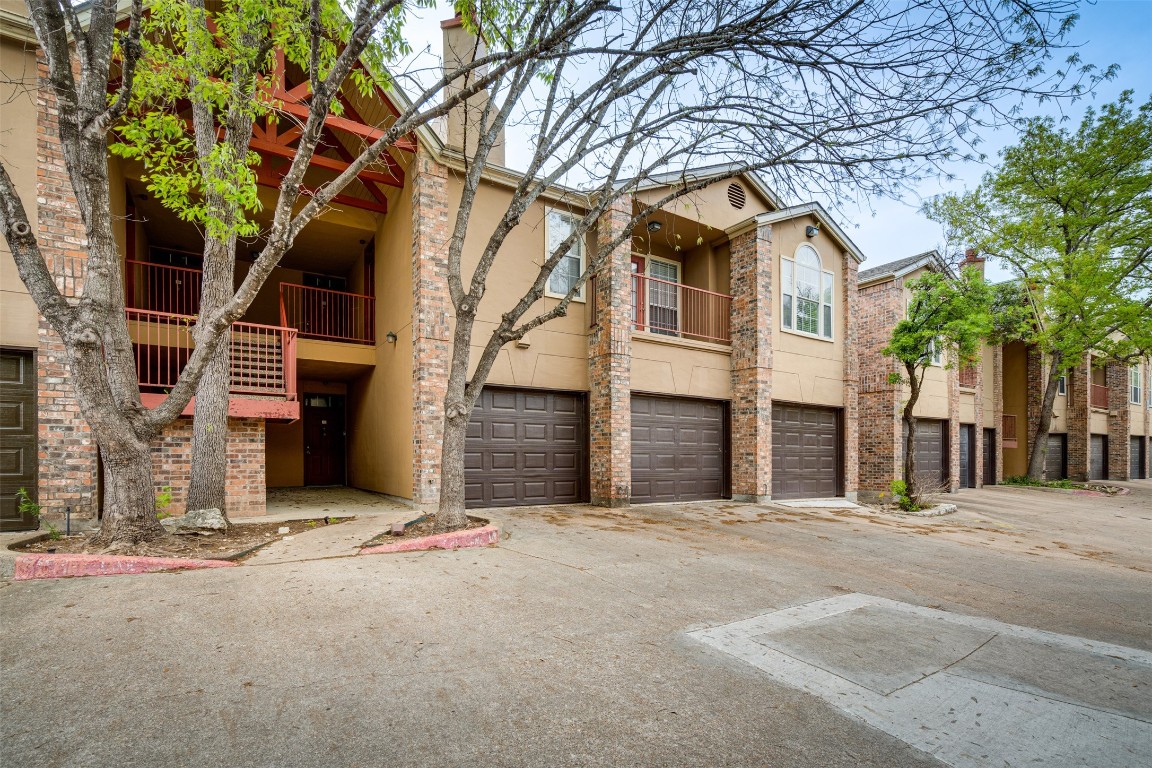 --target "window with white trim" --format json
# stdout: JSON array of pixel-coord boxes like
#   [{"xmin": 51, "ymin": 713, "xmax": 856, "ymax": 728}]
[
  {"xmin": 781, "ymin": 244, "xmax": 834, "ymax": 339},
  {"xmin": 1057, "ymin": 375, "xmax": 1066, "ymax": 396},
  {"xmin": 928, "ymin": 339, "xmax": 943, "ymax": 366},
  {"xmin": 1133, "ymin": 366, "xmax": 1143, "ymax": 405},
  {"xmin": 545, "ymin": 209, "xmax": 586, "ymax": 300}
]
